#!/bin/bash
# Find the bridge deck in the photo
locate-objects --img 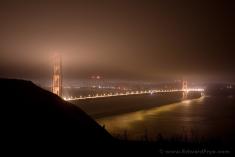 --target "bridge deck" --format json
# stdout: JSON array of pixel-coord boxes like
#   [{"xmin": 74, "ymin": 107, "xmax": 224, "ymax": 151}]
[{"xmin": 64, "ymin": 88, "xmax": 204, "ymax": 101}]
